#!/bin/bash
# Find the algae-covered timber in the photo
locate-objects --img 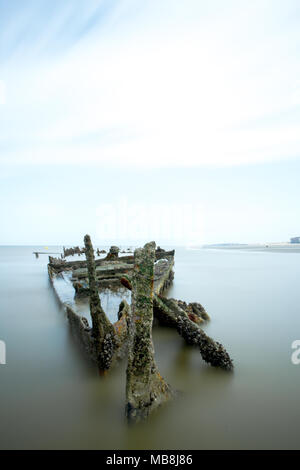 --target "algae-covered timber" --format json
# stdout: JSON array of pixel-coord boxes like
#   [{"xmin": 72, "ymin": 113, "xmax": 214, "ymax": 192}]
[
  {"xmin": 47, "ymin": 235, "xmax": 234, "ymax": 422},
  {"xmin": 83, "ymin": 235, "xmax": 116, "ymax": 371},
  {"xmin": 153, "ymin": 295, "xmax": 233, "ymax": 371},
  {"xmin": 120, "ymin": 276, "xmax": 233, "ymax": 371},
  {"xmin": 126, "ymin": 242, "xmax": 174, "ymax": 422}
]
